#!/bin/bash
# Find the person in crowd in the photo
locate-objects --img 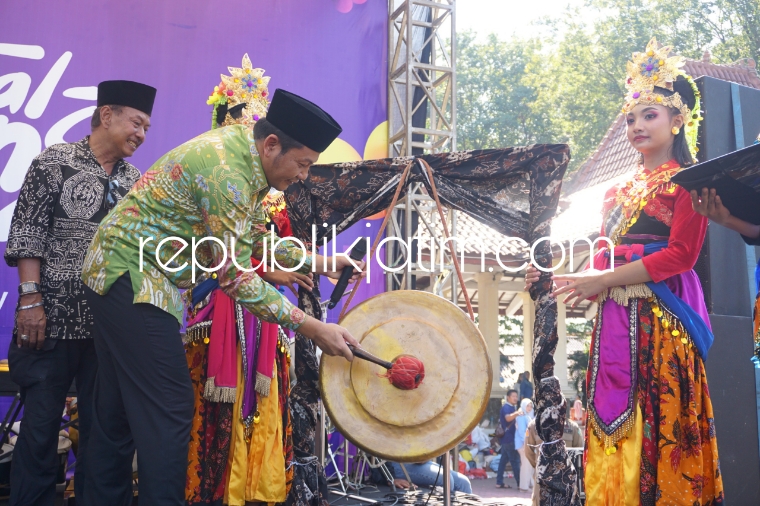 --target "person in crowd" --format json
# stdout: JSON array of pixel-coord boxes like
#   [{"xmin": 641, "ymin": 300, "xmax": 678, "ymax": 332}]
[
  {"xmin": 514, "ymin": 398, "xmax": 535, "ymax": 491},
  {"xmin": 569, "ymin": 398, "xmax": 586, "ymax": 428},
  {"xmin": 80, "ymin": 89, "xmax": 364, "ymax": 505},
  {"xmin": 495, "ymin": 389, "xmax": 522, "ymax": 489},
  {"xmin": 388, "ymin": 460, "xmax": 472, "ymax": 494},
  {"xmin": 514, "ymin": 372, "xmax": 524, "ymax": 393},
  {"xmin": 524, "ymin": 417, "xmax": 584, "ymax": 506},
  {"xmin": 520, "ymin": 371, "xmax": 533, "ymax": 401},
  {"xmin": 4, "ymin": 80, "xmax": 155, "ymax": 506},
  {"xmin": 526, "ymin": 38, "xmax": 723, "ymax": 504}
]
